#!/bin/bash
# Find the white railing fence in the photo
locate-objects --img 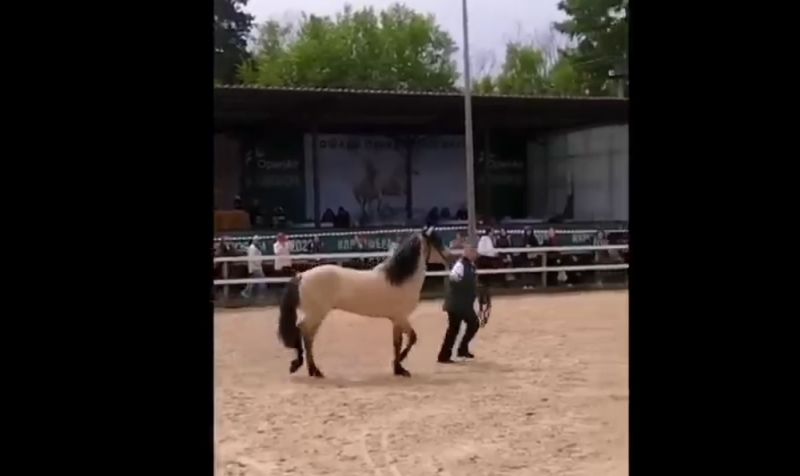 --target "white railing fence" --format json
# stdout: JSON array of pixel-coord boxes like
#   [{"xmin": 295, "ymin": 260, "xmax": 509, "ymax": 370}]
[{"xmin": 213, "ymin": 245, "xmax": 629, "ymax": 297}]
